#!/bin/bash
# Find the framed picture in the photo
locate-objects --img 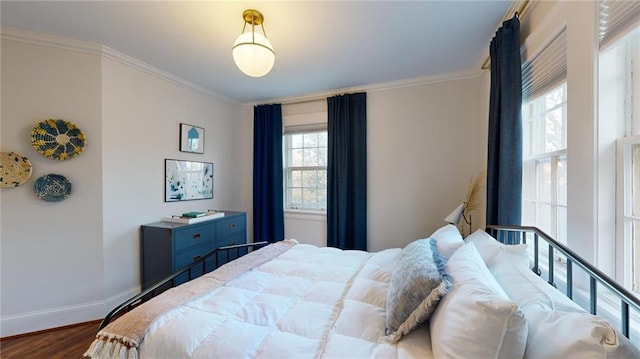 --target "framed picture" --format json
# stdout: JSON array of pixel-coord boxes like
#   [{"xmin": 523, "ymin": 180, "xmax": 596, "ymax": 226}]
[
  {"xmin": 179, "ymin": 123, "xmax": 204, "ymax": 154},
  {"xmin": 165, "ymin": 159, "xmax": 213, "ymax": 202}
]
